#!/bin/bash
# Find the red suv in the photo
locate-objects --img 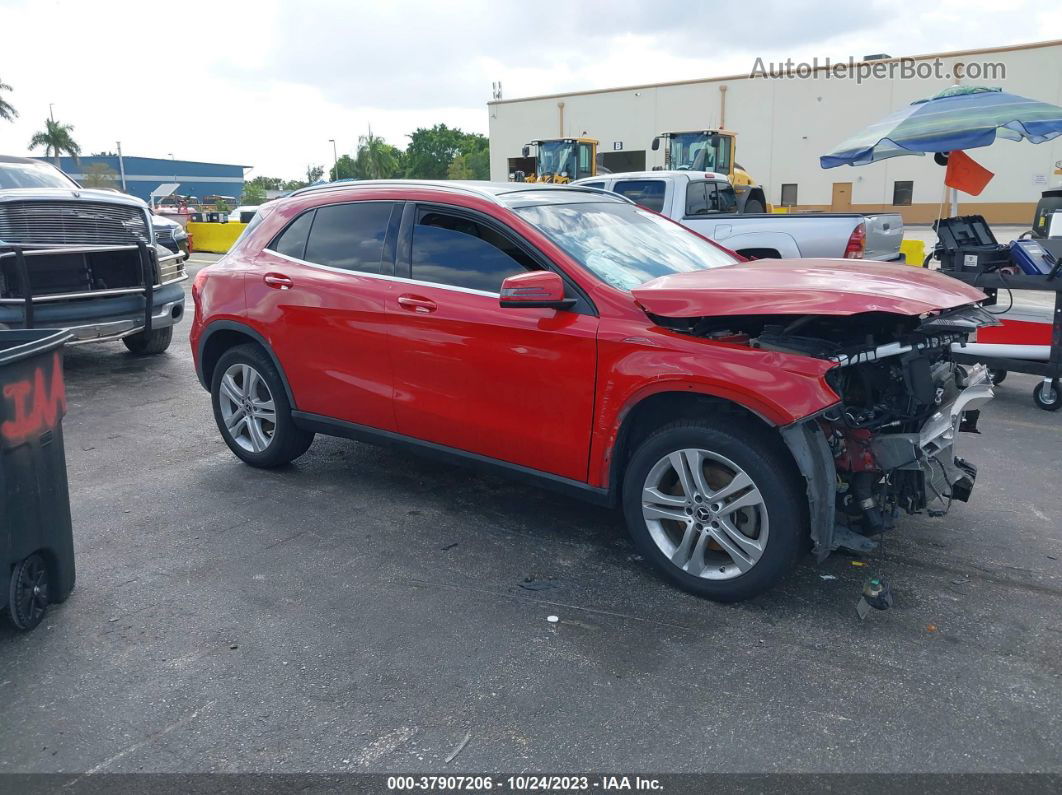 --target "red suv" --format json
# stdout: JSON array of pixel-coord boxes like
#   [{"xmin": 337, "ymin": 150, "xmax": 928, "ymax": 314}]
[{"xmin": 191, "ymin": 181, "xmax": 994, "ymax": 601}]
